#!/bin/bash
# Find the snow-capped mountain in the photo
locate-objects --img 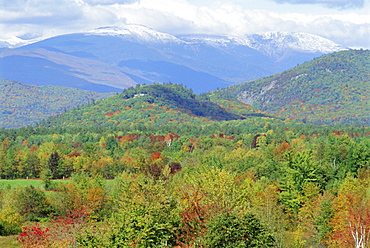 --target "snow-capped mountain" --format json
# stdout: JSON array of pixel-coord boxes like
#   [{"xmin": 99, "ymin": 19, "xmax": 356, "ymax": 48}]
[
  {"xmin": 85, "ymin": 24, "xmax": 184, "ymax": 44},
  {"xmin": 0, "ymin": 24, "xmax": 348, "ymax": 93},
  {"xmin": 247, "ymin": 32, "xmax": 345, "ymax": 60},
  {"xmin": 179, "ymin": 31, "xmax": 345, "ymax": 61},
  {"xmin": 86, "ymin": 24, "xmax": 345, "ymax": 58}
]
